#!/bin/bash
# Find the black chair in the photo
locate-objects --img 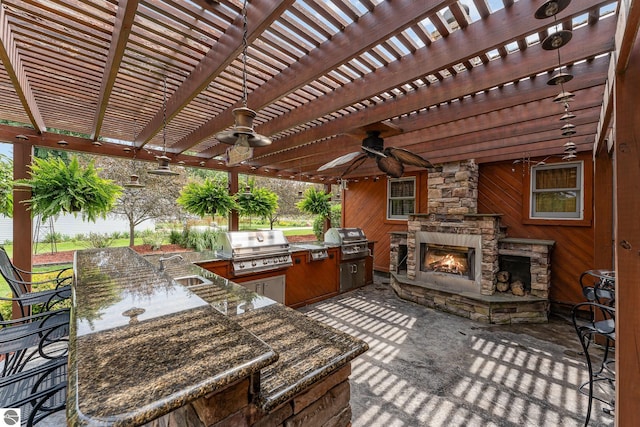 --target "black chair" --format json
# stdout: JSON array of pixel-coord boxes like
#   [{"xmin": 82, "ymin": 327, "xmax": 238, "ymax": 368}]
[
  {"xmin": 572, "ymin": 301, "xmax": 615, "ymax": 426},
  {"xmin": 0, "ymin": 247, "xmax": 72, "ymax": 317},
  {"xmin": 0, "ymin": 308, "xmax": 70, "ymax": 377},
  {"xmin": 0, "ymin": 356, "xmax": 67, "ymax": 426},
  {"xmin": 579, "ymin": 269, "xmax": 615, "ymax": 307}
]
